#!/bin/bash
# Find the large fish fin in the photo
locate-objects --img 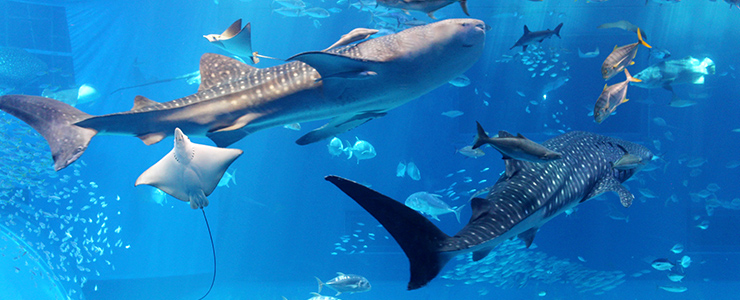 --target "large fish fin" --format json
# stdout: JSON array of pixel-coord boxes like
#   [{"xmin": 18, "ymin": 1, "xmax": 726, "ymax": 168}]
[
  {"xmin": 553, "ymin": 23, "xmax": 564, "ymax": 38},
  {"xmin": 0, "ymin": 95, "xmax": 97, "ymax": 171},
  {"xmin": 287, "ymin": 51, "xmax": 381, "ymax": 80},
  {"xmin": 295, "ymin": 111, "xmax": 386, "ymax": 145},
  {"xmin": 636, "ymin": 28, "xmax": 652, "ymax": 48},
  {"xmin": 583, "ymin": 176, "xmax": 634, "ymax": 207},
  {"xmin": 459, "ymin": 0, "xmax": 469, "ymax": 16},
  {"xmin": 472, "ymin": 248, "xmax": 492, "ymax": 261},
  {"xmin": 206, "ymin": 129, "xmax": 249, "ymax": 147},
  {"xmin": 219, "ymin": 18, "xmax": 244, "ymax": 39},
  {"xmin": 325, "ymin": 176, "xmax": 452, "ymax": 290},
  {"xmin": 518, "ymin": 227, "xmax": 538, "ymax": 248},
  {"xmin": 469, "ymin": 197, "xmax": 492, "ymax": 222},
  {"xmin": 131, "ymin": 95, "xmax": 159, "ymax": 110},
  {"xmin": 198, "ymin": 53, "xmax": 259, "ymax": 92},
  {"xmin": 472, "ymin": 121, "xmax": 492, "ymax": 149},
  {"xmin": 523, "ymin": 25, "xmax": 531, "ymax": 34}
]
